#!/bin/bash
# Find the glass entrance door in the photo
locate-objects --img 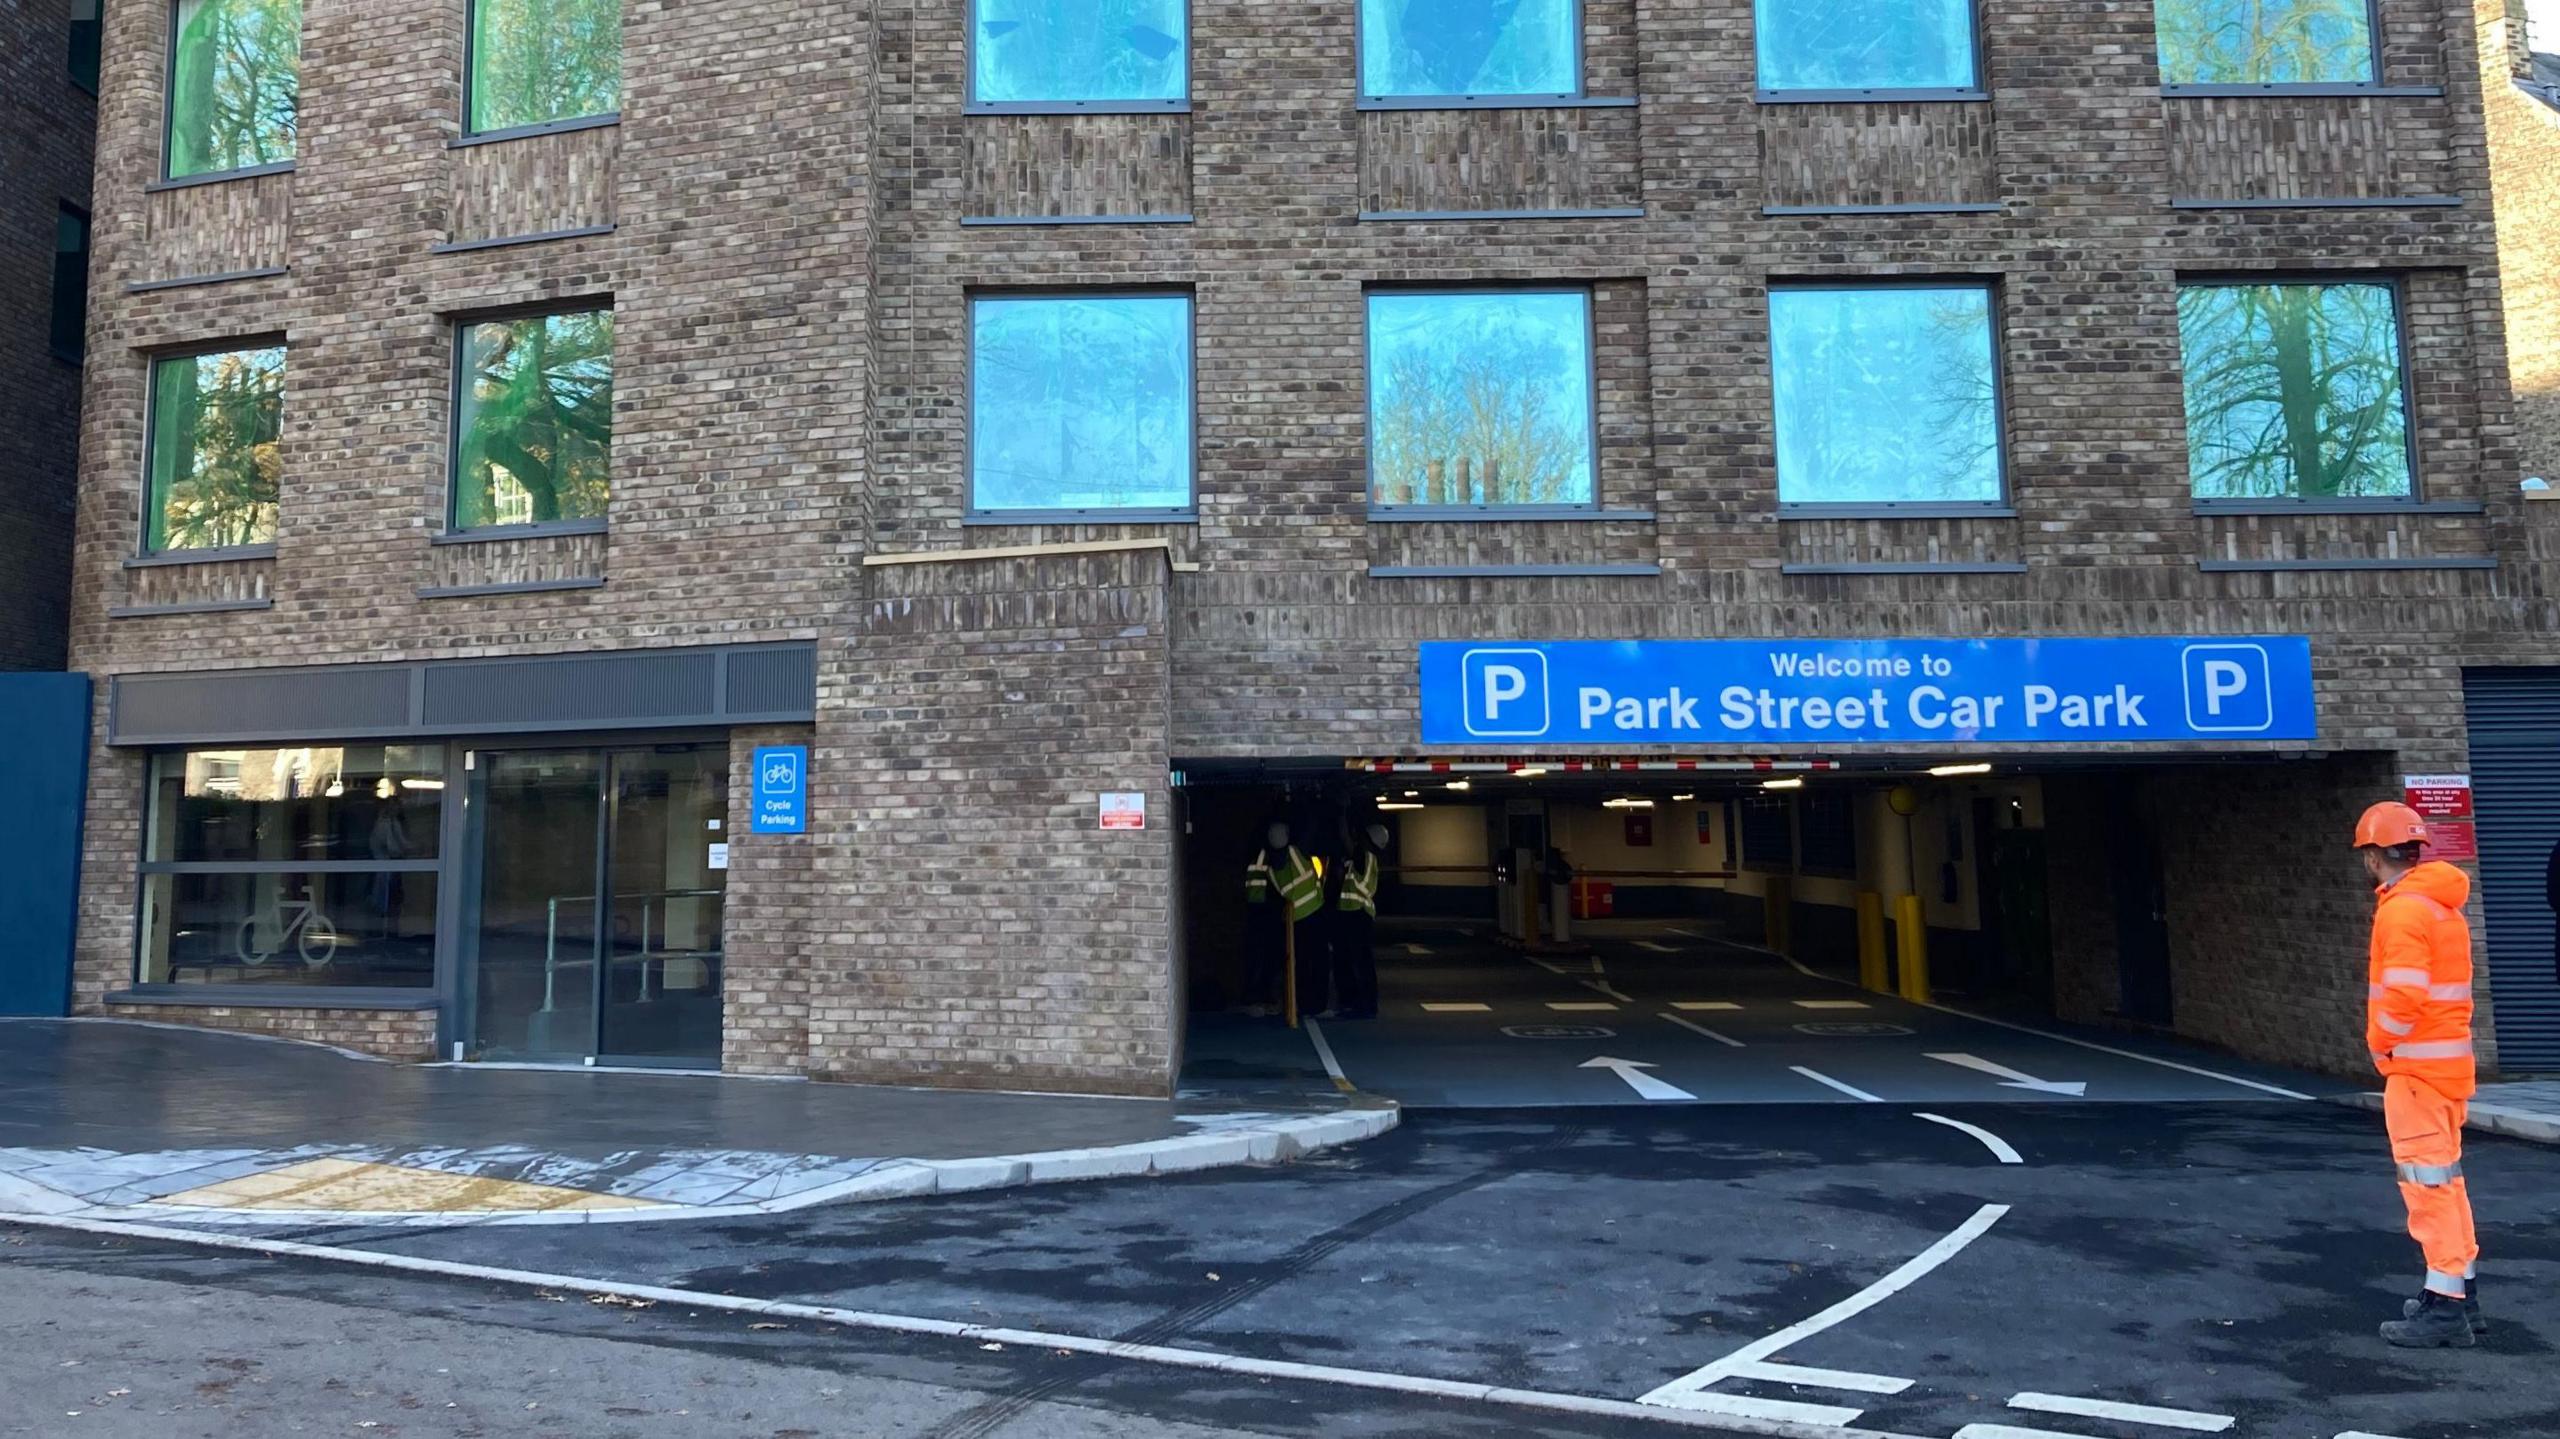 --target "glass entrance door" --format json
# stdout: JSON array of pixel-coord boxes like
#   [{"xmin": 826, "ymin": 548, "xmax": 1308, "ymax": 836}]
[{"xmin": 465, "ymin": 745, "xmax": 728, "ymax": 1066}]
